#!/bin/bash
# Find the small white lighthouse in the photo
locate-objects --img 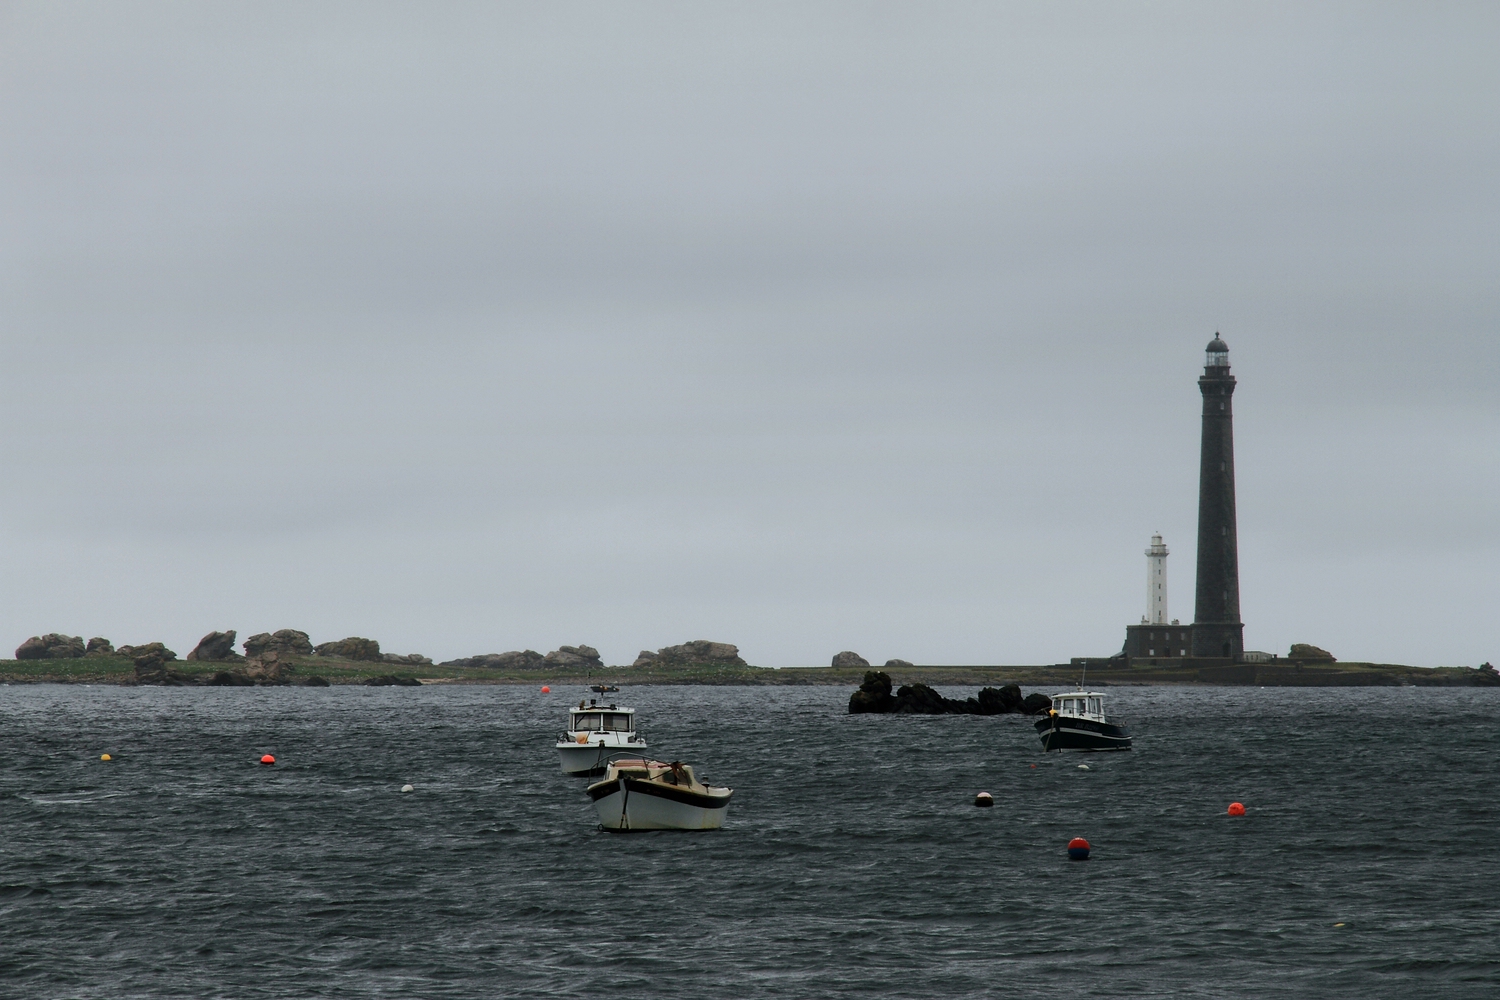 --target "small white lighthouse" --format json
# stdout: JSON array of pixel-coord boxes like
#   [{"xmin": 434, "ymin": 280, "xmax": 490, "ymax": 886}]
[{"xmin": 1146, "ymin": 534, "xmax": 1168, "ymax": 625}]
